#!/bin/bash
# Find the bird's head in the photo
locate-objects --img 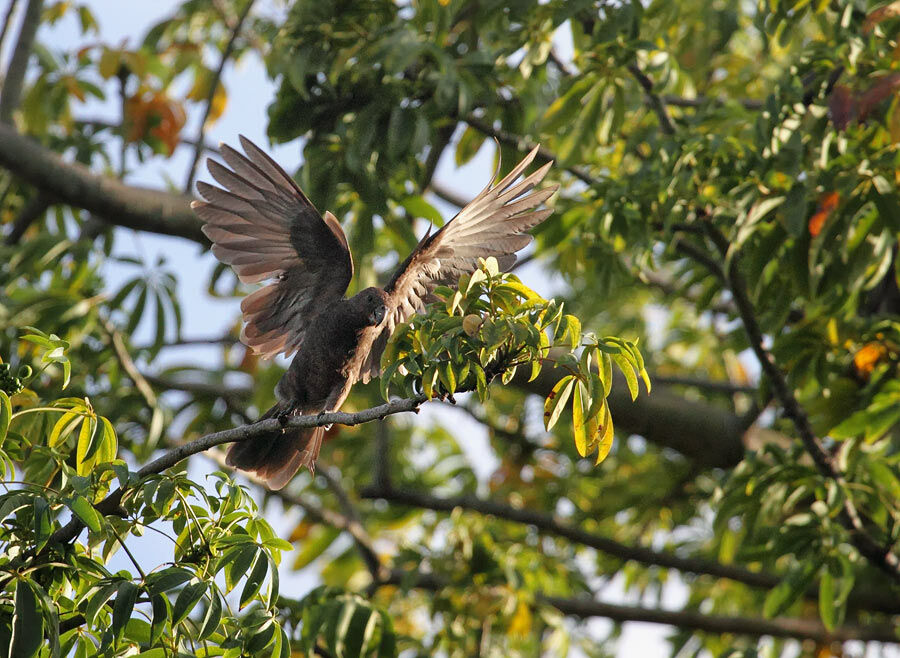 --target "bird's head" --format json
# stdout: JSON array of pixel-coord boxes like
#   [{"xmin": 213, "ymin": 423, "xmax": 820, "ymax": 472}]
[{"xmin": 353, "ymin": 287, "xmax": 389, "ymax": 326}]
